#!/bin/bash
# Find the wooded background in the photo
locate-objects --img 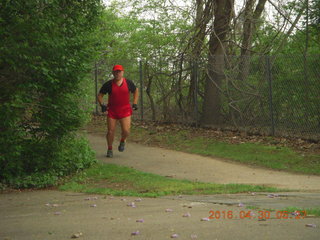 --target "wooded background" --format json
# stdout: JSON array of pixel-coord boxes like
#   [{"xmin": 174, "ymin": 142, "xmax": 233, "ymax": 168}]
[
  {"xmin": 1, "ymin": 0, "xmax": 319, "ymax": 187},
  {"xmin": 95, "ymin": 0, "xmax": 320, "ymax": 140}
]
